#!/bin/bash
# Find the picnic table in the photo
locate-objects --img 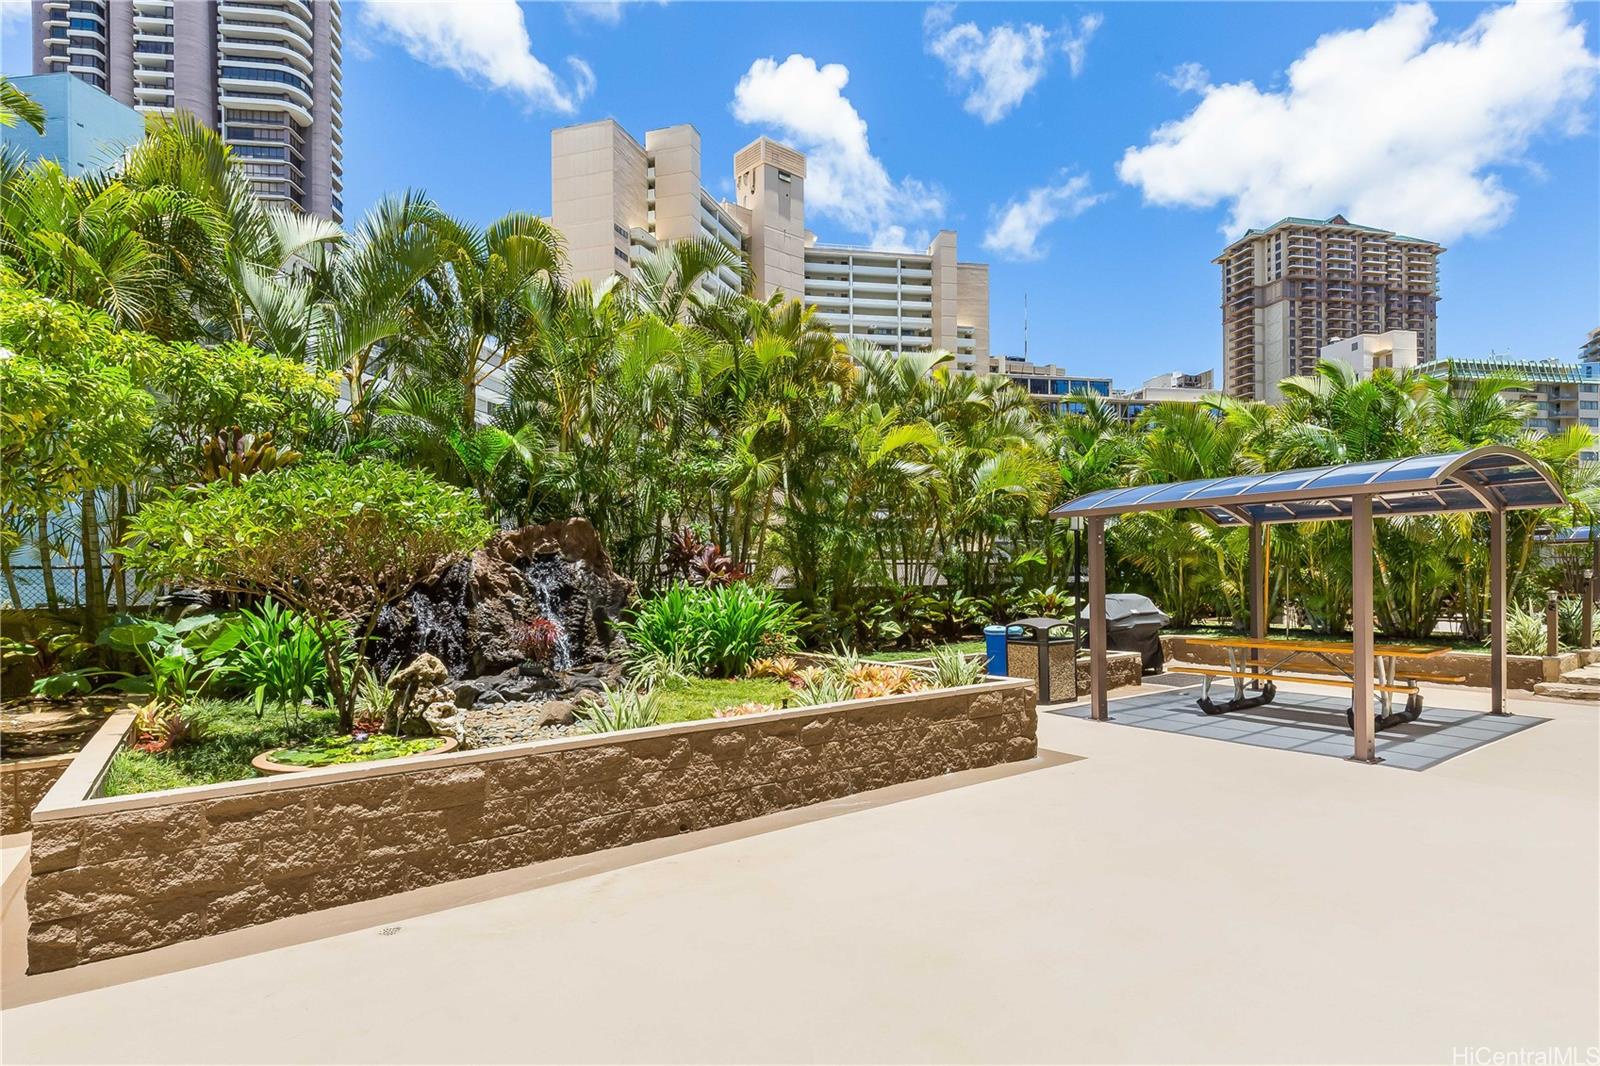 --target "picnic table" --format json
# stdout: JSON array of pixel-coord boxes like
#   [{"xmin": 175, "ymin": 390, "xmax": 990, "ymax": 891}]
[{"xmin": 1171, "ymin": 635, "xmax": 1464, "ymax": 730}]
